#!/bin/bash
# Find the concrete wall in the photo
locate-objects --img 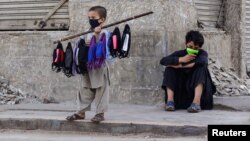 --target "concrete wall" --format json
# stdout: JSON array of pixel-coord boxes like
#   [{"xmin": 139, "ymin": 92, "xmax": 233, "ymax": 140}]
[
  {"xmin": 0, "ymin": 0, "xmax": 239, "ymax": 105},
  {"xmin": 225, "ymin": 0, "xmax": 246, "ymax": 77},
  {"xmin": 0, "ymin": 31, "xmax": 76, "ymax": 102},
  {"xmin": 202, "ymin": 31, "xmax": 232, "ymax": 68}
]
